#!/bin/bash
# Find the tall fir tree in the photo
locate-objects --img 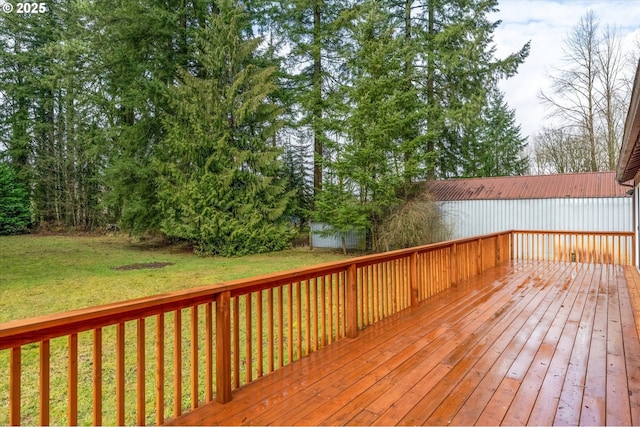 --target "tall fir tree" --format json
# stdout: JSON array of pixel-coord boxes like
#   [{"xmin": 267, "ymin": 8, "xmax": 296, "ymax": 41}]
[
  {"xmin": 280, "ymin": 134, "xmax": 313, "ymax": 228},
  {"xmin": 92, "ymin": 0, "xmax": 212, "ymax": 233},
  {"xmin": 157, "ymin": 0, "xmax": 293, "ymax": 256},
  {"xmin": 479, "ymin": 89, "xmax": 529, "ymax": 176},
  {"xmin": 418, "ymin": 0, "xmax": 529, "ymax": 178},
  {"xmin": 0, "ymin": 1, "xmax": 108, "ymax": 229},
  {"xmin": 0, "ymin": 162, "xmax": 31, "ymax": 235},
  {"xmin": 318, "ymin": 1, "xmax": 422, "ymax": 246},
  {"xmin": 252, "ymin": 0, "xmax": 350, "ymax": 201},
  {"xmin": 316, "ymin": 0, "xmax": 529, "ymax": 249},
  {"xmin": 450, "ymin": 89, "xmax": 529, "ymax": 177}
]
